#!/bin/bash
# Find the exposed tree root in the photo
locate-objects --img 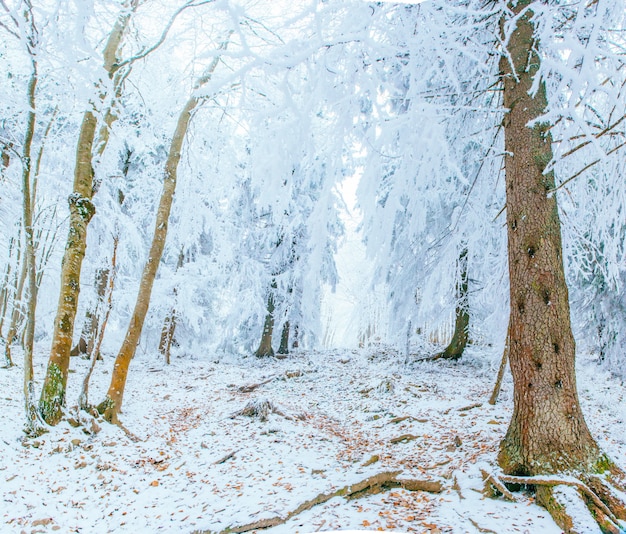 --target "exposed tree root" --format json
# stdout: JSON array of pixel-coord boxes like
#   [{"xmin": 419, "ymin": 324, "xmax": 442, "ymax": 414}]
[
  {"xmin": 485, "ymin": 471, "xmax": 626, "ymax": 533},
  {"xmin": 195, "ymin": 470, "xmax": 443, "ymax": 534}
]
